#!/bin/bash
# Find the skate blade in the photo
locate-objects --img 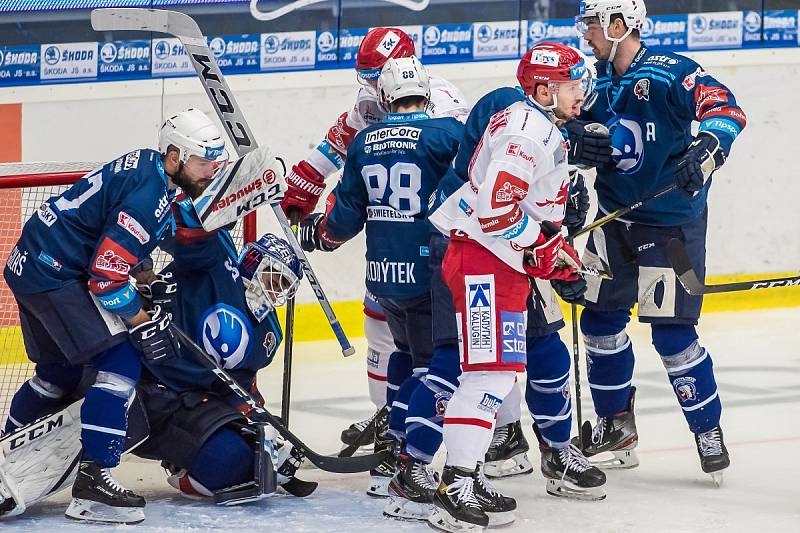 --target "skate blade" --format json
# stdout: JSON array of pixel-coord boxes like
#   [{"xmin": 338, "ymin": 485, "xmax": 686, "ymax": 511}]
[
  {"xmin": 487, "ymin": 510, "xmax": 516, "ymax": 528},
  {"xmin": 383, "ymin": 496, "xmax": 434, "ymax": 521},
  {"xmin": 366, "ymin": 476, "xmax": 391, "ymax": 498},
  {"xmin": 546, "ymin": 479, "xmax": 606, "ymax": 501},
  {"xmin": 483, "ymin": 453, "xmax": 534, "ymax": 479},
  {"xmin": 710, "ymin": 471, "xmax": 724, "ymax": 488},
  {"xmin": 428, "ymin": 508, "xmax": 486, "ymax": 532},
  {"xmin": 586, "ymin": 449, "xmax": 639, "ymax": 470},
  {"xmin": 65, "ymin": 498, "xmax": 145, "ymax": 524}
]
